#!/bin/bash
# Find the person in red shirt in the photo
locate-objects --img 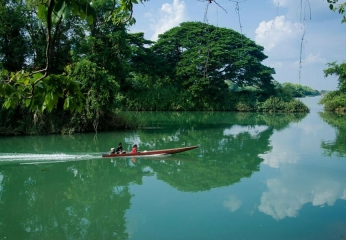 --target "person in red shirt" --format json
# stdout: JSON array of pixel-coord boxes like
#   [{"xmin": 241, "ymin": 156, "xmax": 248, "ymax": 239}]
[{"xmin": 131, "ymin": 144, "xmax": 138, "ymax": 154}]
